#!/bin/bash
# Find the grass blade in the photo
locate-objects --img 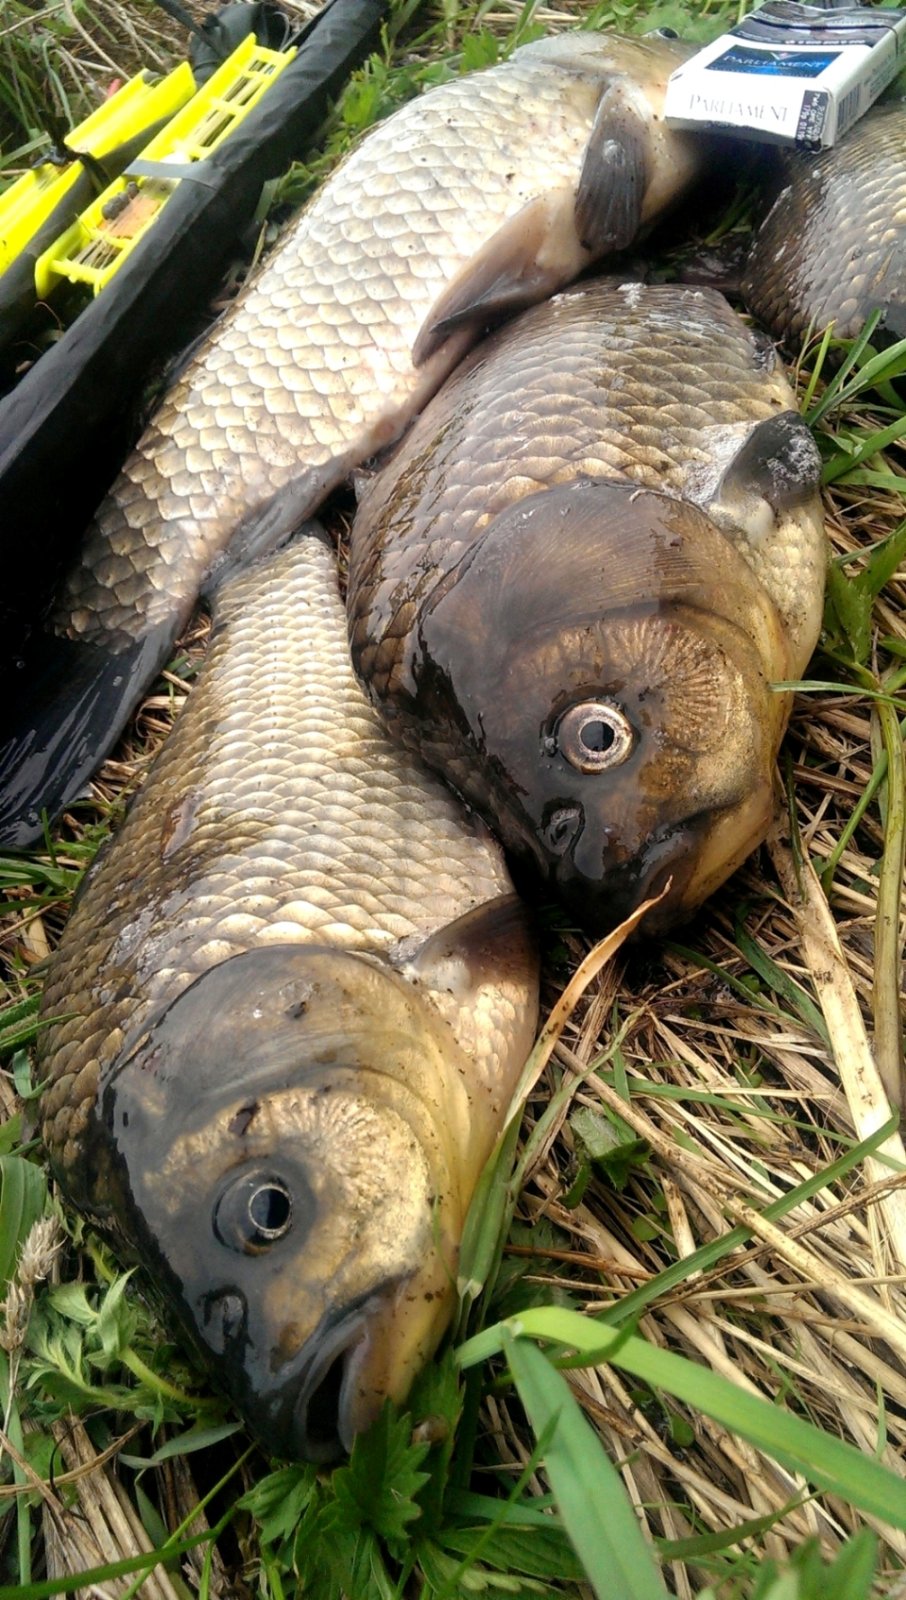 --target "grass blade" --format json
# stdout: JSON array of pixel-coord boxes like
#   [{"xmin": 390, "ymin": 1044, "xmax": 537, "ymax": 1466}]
[
  {"xmin": 502, "ymin": 1330, "xmax": 668, "ymax": 1600},
  {"xmin": 461, "ymin": 1309, "xmax": 906, "ymax": 1531},
  {"xmin": 598, "ymin": 1116, "xmax": 897, "ymax": 1329}
]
